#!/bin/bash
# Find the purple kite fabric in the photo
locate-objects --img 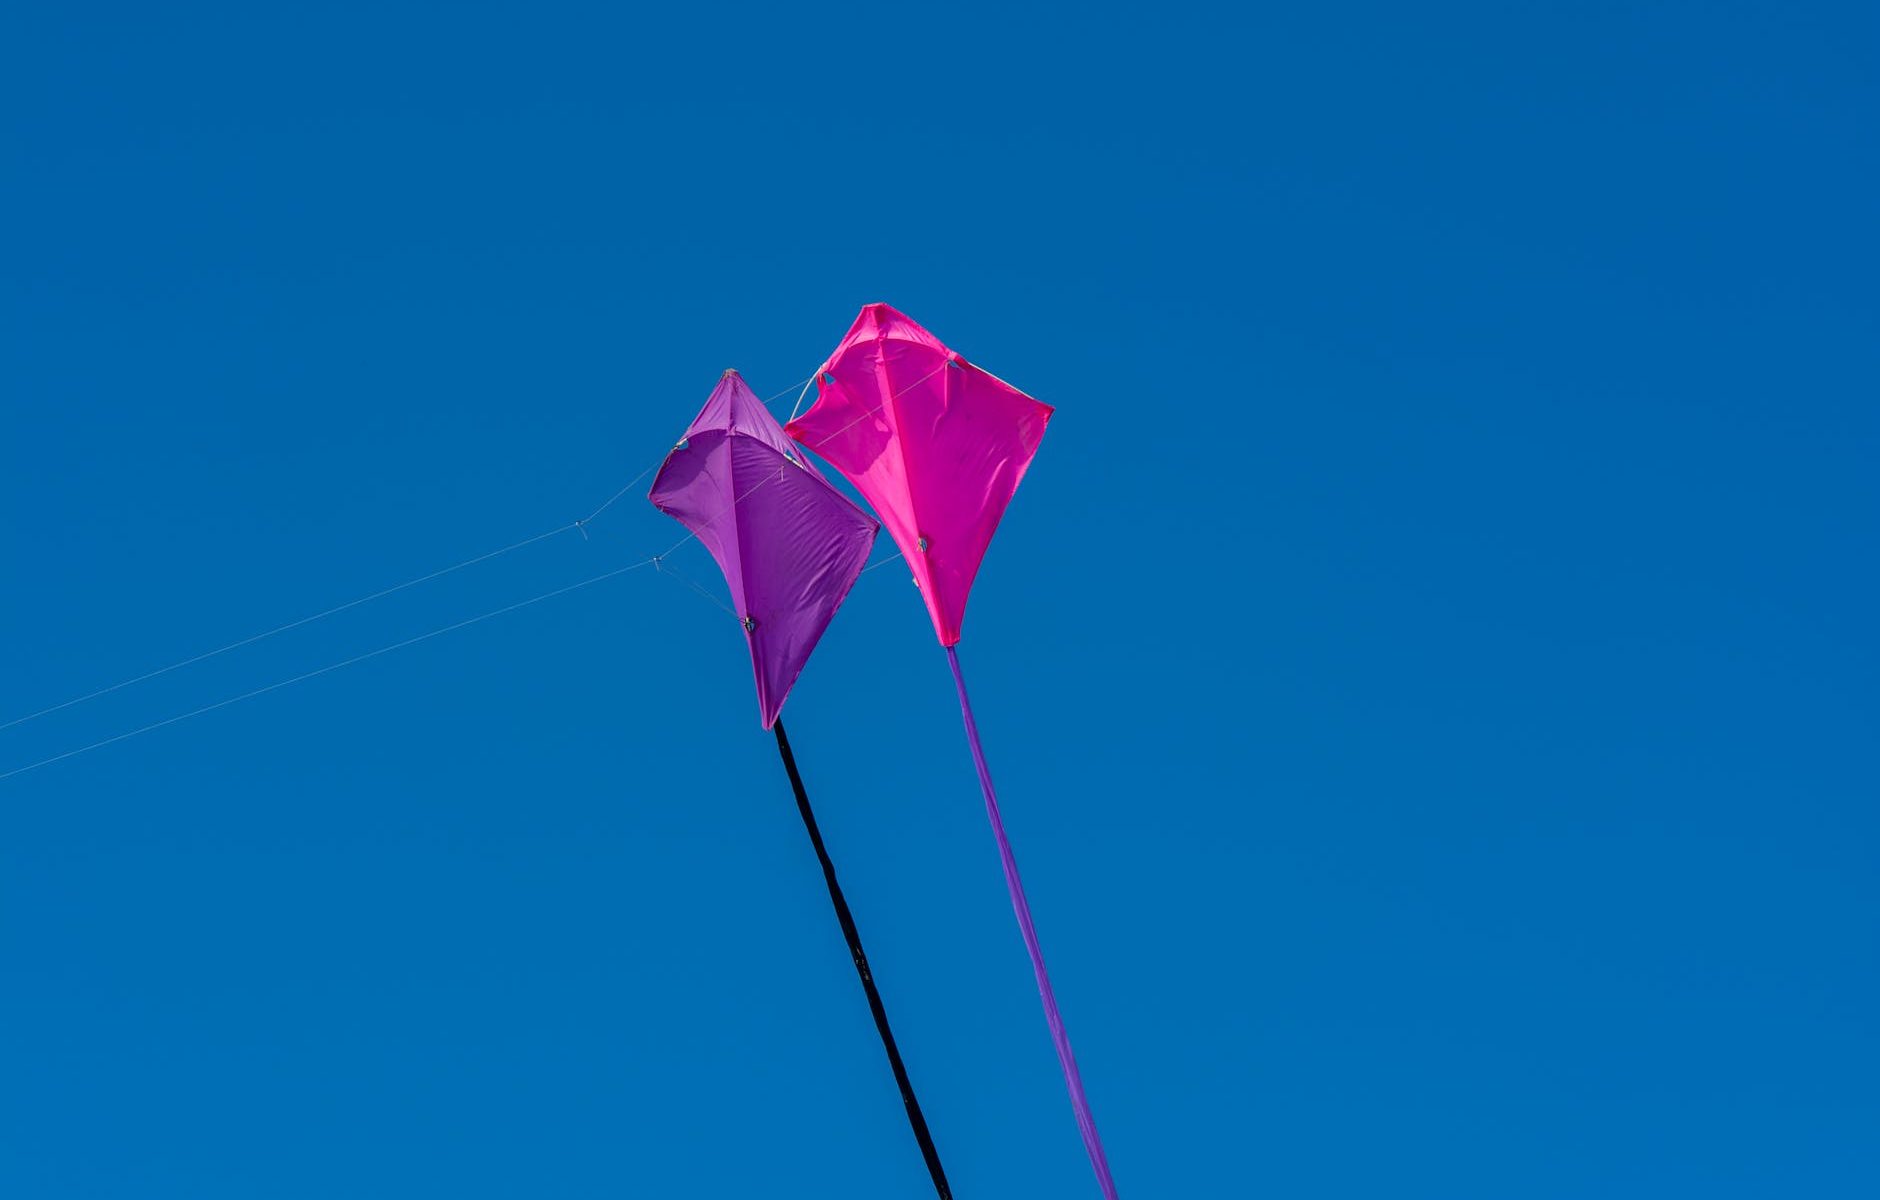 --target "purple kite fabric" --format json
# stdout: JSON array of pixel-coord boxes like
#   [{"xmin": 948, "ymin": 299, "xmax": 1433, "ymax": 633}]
[
  {"xmin": 783, "ymin": 302, "xmax": 1052, "ymax": 647},
  {"xmin": 649, "ymin": 370, "xmax": 877, "ymax": 728}
]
